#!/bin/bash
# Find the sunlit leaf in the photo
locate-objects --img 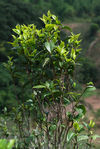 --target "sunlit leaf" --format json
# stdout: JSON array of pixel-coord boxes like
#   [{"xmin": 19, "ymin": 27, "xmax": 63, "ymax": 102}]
[
  {"xmin": 62, "ymin": 25, "xmax": 72, "ymax": 32},
  {"xmin": 45, "ymin": 41, "xmax": 55, "ymax": 53},
  {"xmin": 77, "ymin": 135, "xmax": 89, "ymax": 141},
  {"xmin": 92, "ymin": 135, "xmax": 100, "ymax": 140},
  {"xmin": 42, "ymin": 58, "xmax": 50, "ymax": 67},
  {"xmin": 76, "ymin": 105, "xmax": 86, "ymax": 115},
  {"xmin": 67, "ymin": 131, "xmax": 75, "ymax": 142},
  {"xmin": 33, "ymin": 85, "xmax": 46, "ymax": 89}
]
